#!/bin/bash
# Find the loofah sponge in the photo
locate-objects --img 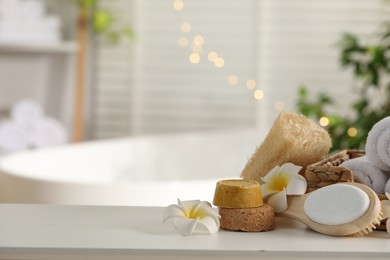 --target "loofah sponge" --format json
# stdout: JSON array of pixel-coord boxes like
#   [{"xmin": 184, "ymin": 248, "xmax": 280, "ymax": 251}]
[{"xmin": 241, "ymin": 112, "xmax": 332, "ymax": 183}]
